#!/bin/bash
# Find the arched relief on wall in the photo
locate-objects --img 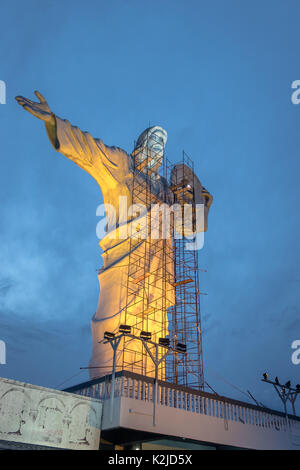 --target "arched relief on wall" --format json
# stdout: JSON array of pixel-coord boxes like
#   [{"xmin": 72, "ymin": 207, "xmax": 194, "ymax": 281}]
[
  {"xmin": 68, "ymin": 401, "xmax": 98, "ymax": 446},
  {"xmin": 0, "ymin": 386, "xmax": 31, "ymax": 403},
  {"xmin": 34, "ymin": 395, "xmax": 66, "ymax": 444},
  {"xmin": 37, "ymin": 394, "xmax": 66, "ymax": 410},
  {"xmin": 0, "ymin": 388, "xmax": 27, "ymax": 435}
]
